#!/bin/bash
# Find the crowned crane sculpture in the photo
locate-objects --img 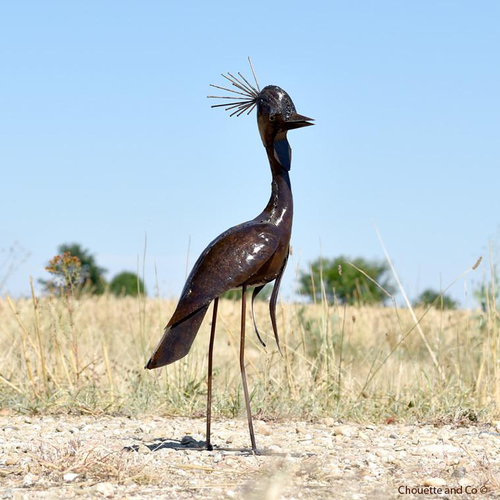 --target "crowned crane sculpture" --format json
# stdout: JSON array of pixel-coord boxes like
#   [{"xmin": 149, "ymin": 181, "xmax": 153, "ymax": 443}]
[{"xmin": 146, "ymin": 59, "xmax": 313, "ymax": 452}]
